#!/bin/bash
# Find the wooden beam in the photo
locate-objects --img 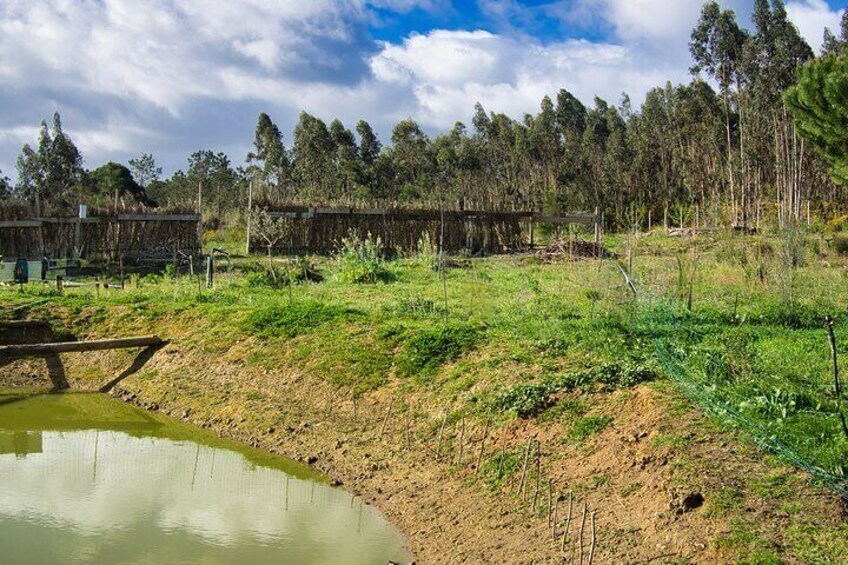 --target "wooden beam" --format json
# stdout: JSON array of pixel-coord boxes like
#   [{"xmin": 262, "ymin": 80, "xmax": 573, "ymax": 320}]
[
  {"xmin": 0, "ymin": 220, "xmax": 41, "ymax": 228},
  {"xmin": 37, "ymin": 217, "xmax": 102, "ymax": 224},
  {"xmin": 117, "ymin": 214, "xmax": 201, "ymax": 222},
  {"xmin": 0, "ymin": 320, "xmax": 49, "ymax": 329},
  {"xmin": 0, "ymin": 335, "xmax": 164, "ymax": 358}
]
